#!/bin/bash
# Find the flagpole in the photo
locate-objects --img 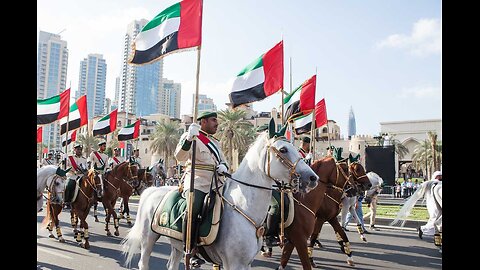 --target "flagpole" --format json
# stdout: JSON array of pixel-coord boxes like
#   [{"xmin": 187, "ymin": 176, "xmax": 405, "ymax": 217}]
[
  {"xmin": 312, "ymin": 67, "xmax": 317, "ymax": 159},
  {"xmin": 63, "ymin": 86, "xmax": 71, "ymax": 170},
  {"xmin": 185, "ymin": 45, "xmax": 202, "ymax": 270}
]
